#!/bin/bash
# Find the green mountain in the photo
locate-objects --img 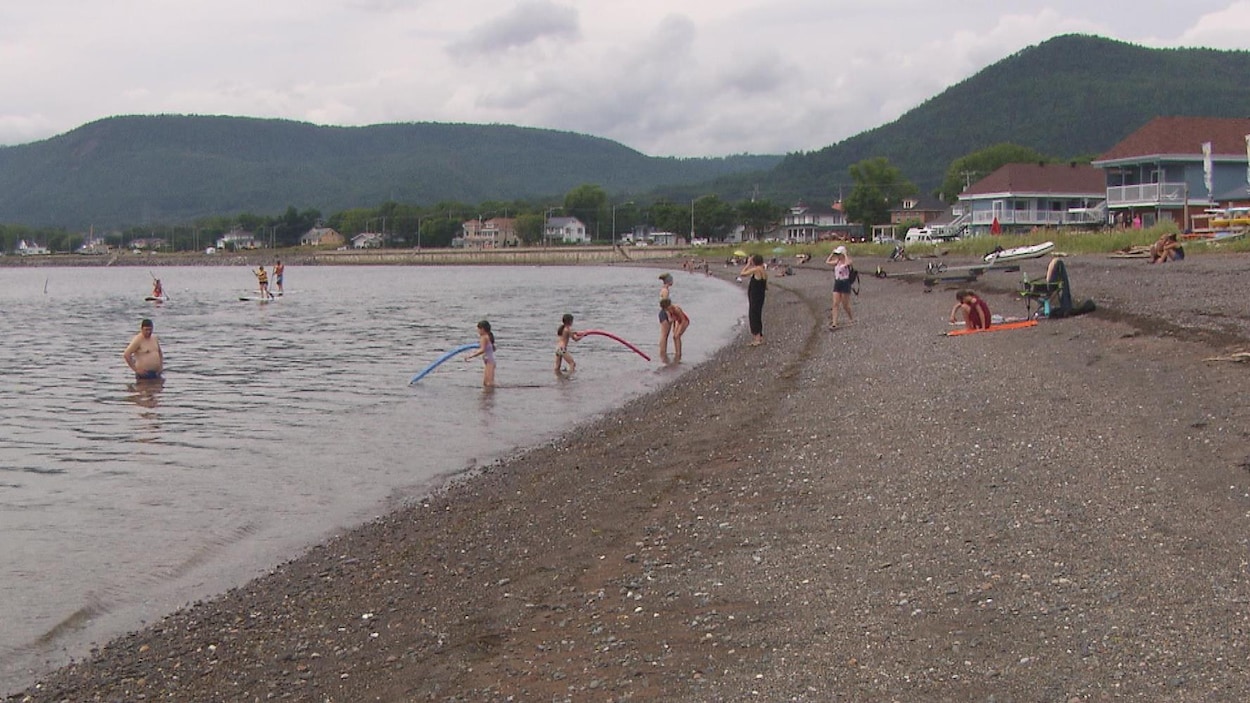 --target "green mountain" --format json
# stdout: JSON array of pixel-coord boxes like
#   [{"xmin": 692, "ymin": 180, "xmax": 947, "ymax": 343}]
[
  {"xmin": 0, "ymin": 116, "xmax": 781, "ymax": 228},
  {"xmin": 5, "ymin": 34, "xmax": 1250, "ymax": 229},
  {"xmin": 713, "ymin": 34, "xmax": 1250, "ymax": 202}
]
